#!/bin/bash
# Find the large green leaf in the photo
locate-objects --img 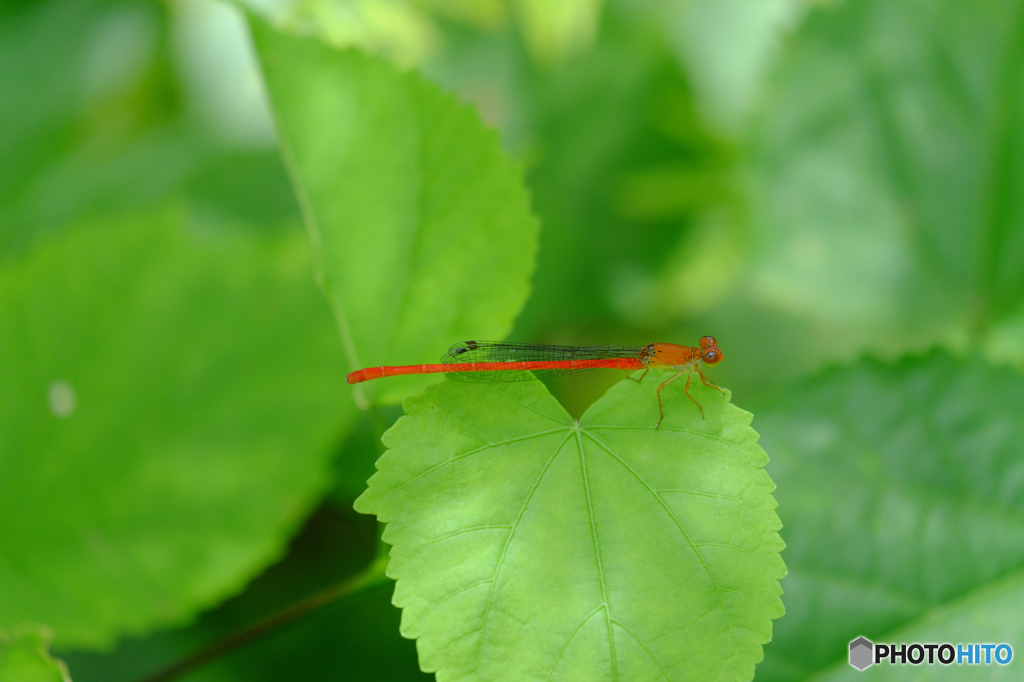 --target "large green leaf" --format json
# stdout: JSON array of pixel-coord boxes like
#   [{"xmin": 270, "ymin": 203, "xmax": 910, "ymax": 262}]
[
  {"xmin": 356, "ymin": 374, "xmax": 785, "ymax": 681},
  {"xmin": 749, "ymin": 0, "xmax": 1024, "ymax": 360},
  {"xmin": 754, "ymin": 353, "xmax": 1024, "ymax": 680},
  {"xmin": 0, "ymin": 211, "xmax": 352, "ymax": 647},
  {"xmin": 0, "ymin": 626, "xmax": 69, "ymax": 682},
  {"xmin": 249, "ymin": 16, "xmax": 539, "ymax": 403},
  {"xmin": 0, "ymin": 0, "xmax": 186, "ymax": 258},
  {"xmin": 62, "ymin": 507, "xmax": 423, "ymax": 682},
  {"xmin": 0, "ymin": 0, "xmax": 302, "ymax": 262}
]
